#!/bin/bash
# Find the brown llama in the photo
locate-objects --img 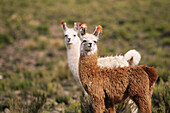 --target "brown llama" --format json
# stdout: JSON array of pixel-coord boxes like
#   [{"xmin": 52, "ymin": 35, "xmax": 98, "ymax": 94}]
[{"xmin": 79, "ymin": 24, "xmax": 158, "ymax": 113}]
